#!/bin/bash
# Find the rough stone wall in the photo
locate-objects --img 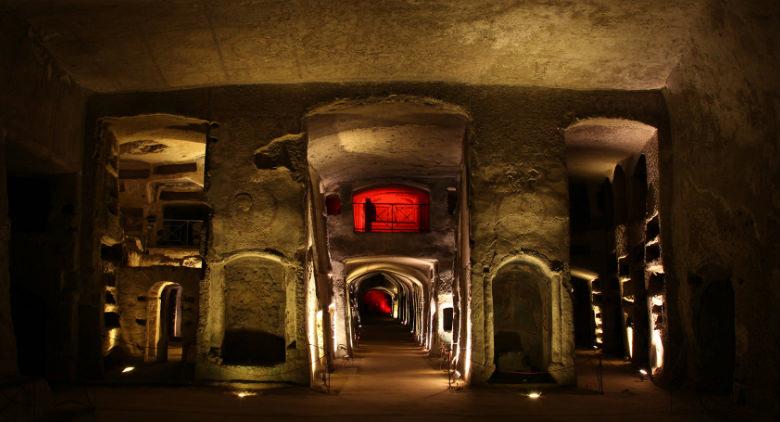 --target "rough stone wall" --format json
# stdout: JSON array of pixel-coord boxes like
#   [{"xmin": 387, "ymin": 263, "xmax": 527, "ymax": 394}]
[
  {"xmin": 87, "ymin": 84, "xmax": 667, "ymax": 386},
  {"xmin": 0, "ymin": 14, "xmax": 86, "ymax": 173},
  {"xmin": 663, "ymin": 0, "xmax": 780, "ymax": 413},
  {"xmin": 223, "ymin": 257, "xmax": 287, "ymax": 364},
  {"xmin": 115, "ymin": 267, "xmax": 200, "ymax": 363},
  {"xmin": 0, "ymin": 12, "xmax": 87, "ymax": 382},
  {"xmin": 324, "ymin": 177, "xmax": 458, "ymax": 350},
  {"xmin": 326, "ymin": 178, "xmax": 458, "ymax": 279}
]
